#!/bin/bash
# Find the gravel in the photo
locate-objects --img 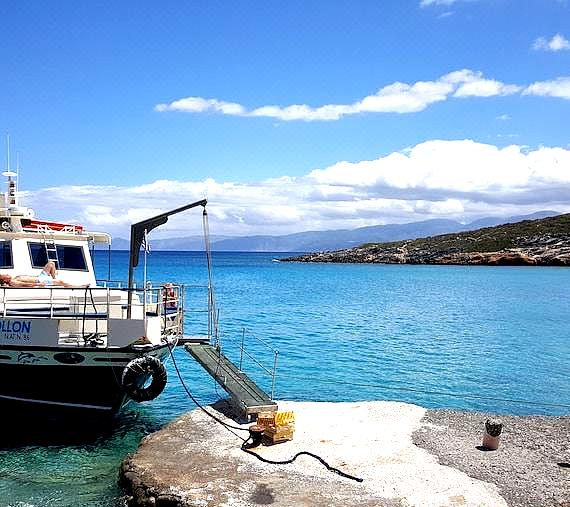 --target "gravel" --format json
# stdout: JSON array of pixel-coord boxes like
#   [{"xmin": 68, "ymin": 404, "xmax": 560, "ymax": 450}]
[{"xmin": 412, "ymin": 409, "xmax": 570, "ymax": 507}]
